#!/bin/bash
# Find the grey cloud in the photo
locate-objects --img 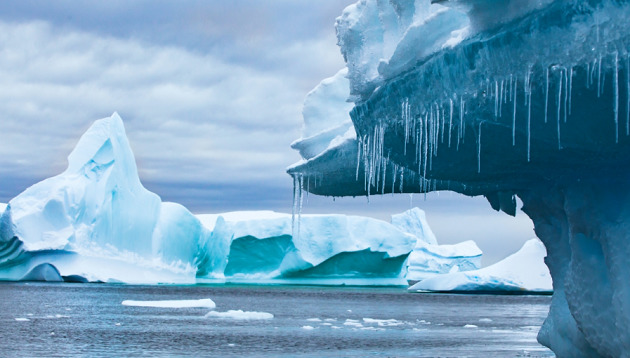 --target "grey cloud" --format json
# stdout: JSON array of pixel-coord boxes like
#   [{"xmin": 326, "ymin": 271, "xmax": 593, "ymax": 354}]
[{"xmin": 0, "ymin": 18, "xmax": 326, "ymax": 204}]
